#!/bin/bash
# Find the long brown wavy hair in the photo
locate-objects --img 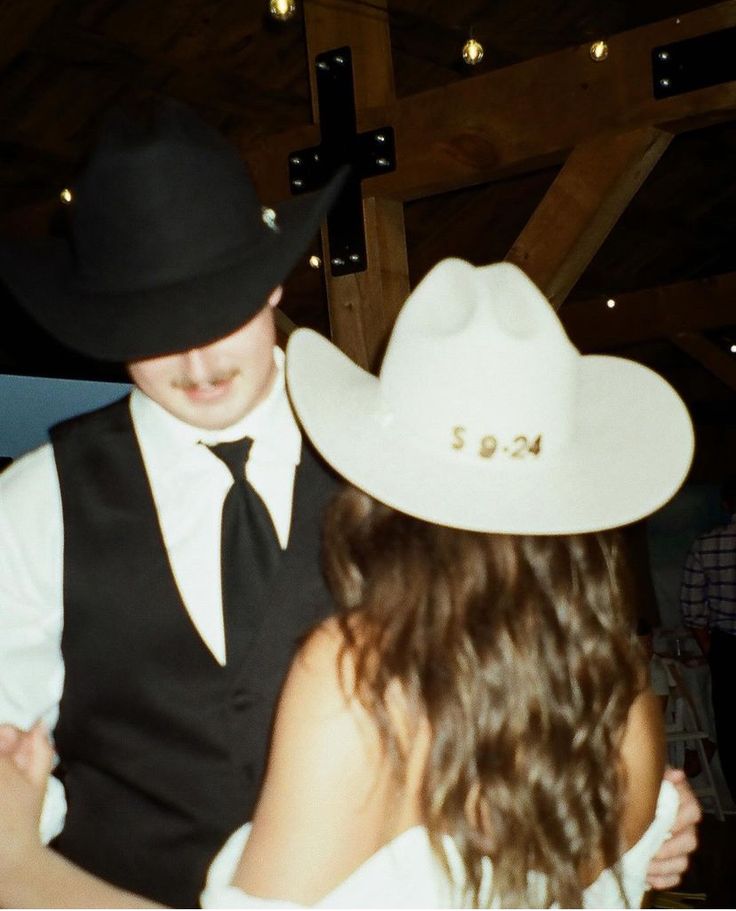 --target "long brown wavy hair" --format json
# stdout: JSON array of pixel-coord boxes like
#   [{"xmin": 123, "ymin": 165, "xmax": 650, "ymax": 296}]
[{"xmin": 322, "ymin": 485, "xmax": 646, "ymax": 908}]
